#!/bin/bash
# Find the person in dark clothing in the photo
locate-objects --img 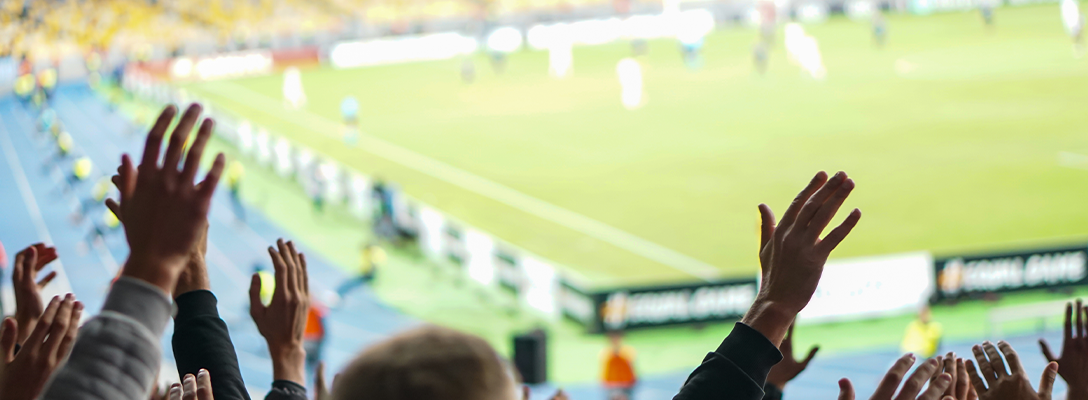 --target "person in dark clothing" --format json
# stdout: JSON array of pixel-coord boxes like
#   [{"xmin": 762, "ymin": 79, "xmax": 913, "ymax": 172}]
[{"xmin": 674, "ymin": 171, "xmax": 862, "ymax": 400}]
